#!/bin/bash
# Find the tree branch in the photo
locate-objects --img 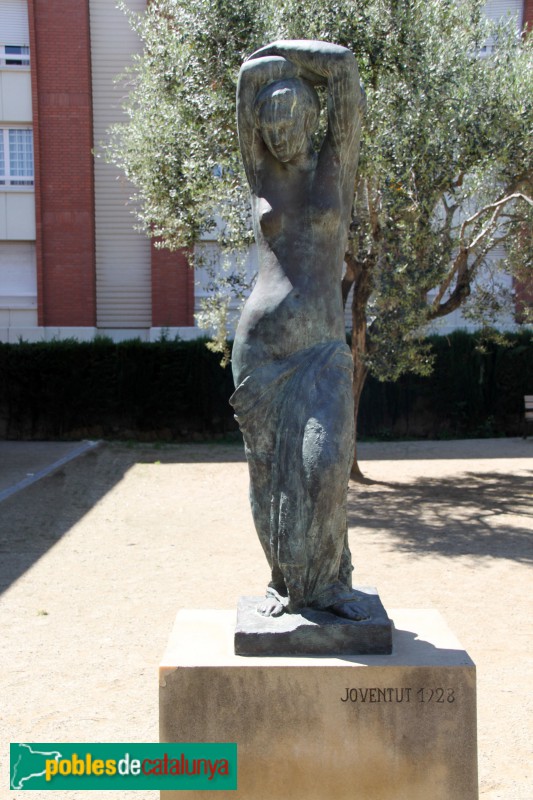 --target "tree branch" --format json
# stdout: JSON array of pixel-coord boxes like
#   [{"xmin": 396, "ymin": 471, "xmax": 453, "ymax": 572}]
[
  {"xmin": 460, "ymin": 192, "xmax": 533, "ymax": 245},
  {"xmin": 431, "ymin": 192, "xmax": 533, "ymax": 313}
]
